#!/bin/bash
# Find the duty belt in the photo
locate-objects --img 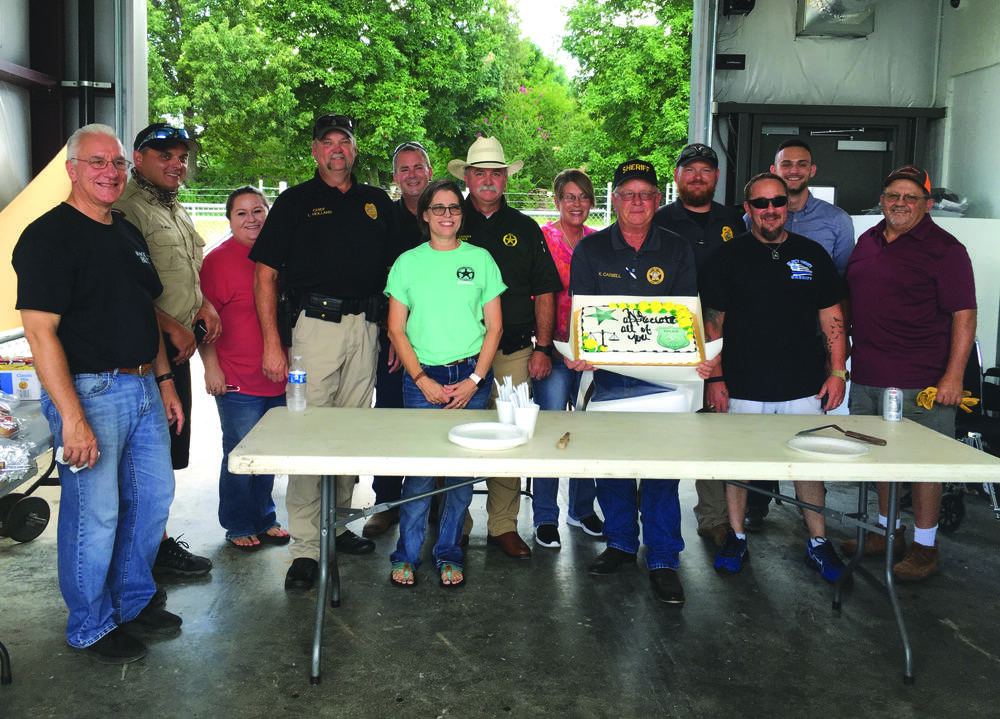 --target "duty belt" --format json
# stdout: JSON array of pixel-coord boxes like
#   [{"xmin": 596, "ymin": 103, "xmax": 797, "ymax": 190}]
[{"xmin": 302, "ymin": 293, "xmax": 384, "ymax": 323}]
